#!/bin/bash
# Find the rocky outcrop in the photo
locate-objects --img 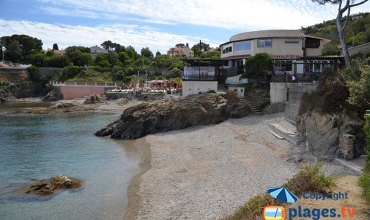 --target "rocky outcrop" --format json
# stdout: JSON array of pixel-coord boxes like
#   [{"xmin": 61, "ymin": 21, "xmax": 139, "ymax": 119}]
[
  {"xmin": 95, "ymin": 93, "xmax": 251, "ymax": 139},
  {"xmin": 42, "ymin": 84, "xmax": 63, "ymax": 101},
  {"xmin": 296, "ymin": 110, "xmax": 366, "ymax": 161},
  {"xmin": 26, "ymin": 175, "xmax": 81, "ymax": 195},
  {"xmin": 84, "ymin": 94, "xmax": 103, "ymax": 104}
]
